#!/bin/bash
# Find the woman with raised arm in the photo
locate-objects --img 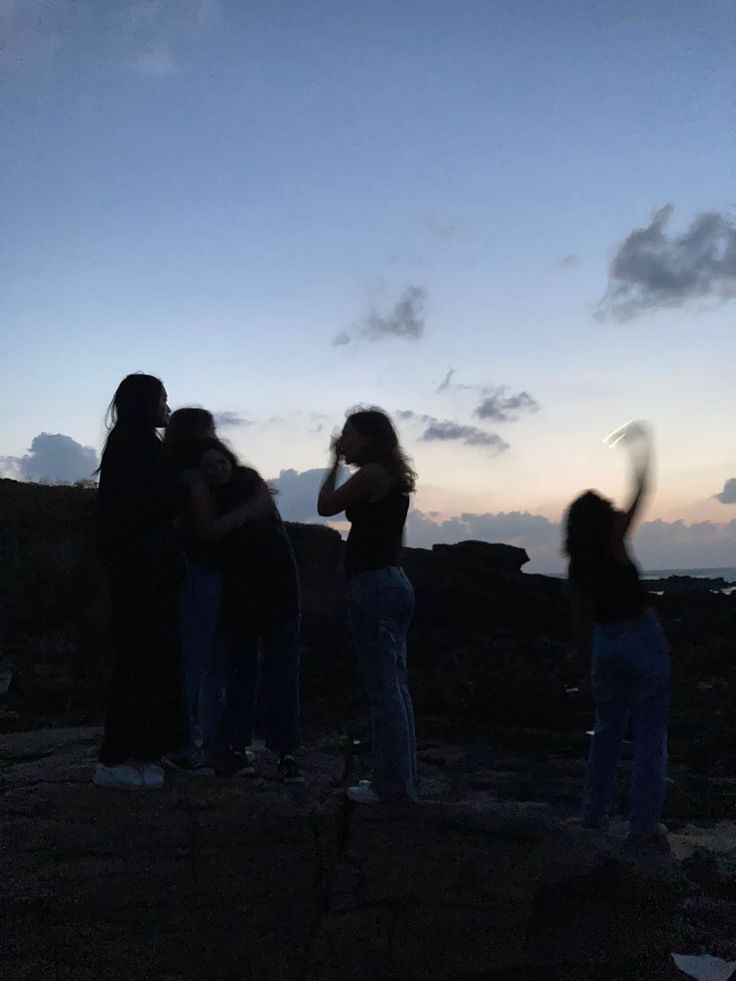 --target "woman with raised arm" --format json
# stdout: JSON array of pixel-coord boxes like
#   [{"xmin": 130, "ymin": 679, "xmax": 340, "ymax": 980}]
[
  {"xmin": 94, "ymin": 373, "xmax": 187, "ymax": 790},
  {"xmin": 318, "ymin": 408, "xmax": 417, "ymax": 804},
  {"xmin": 565, "ymin": 426, "xmax": 671, "ymax": 854}
]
